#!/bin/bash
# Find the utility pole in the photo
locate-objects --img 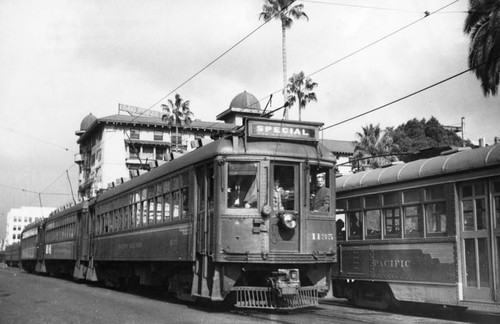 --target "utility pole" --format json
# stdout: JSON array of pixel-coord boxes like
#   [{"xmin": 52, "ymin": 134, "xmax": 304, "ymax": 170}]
[{"xmin": 461, "ymin": 117, "xmax": 465, "ymax": 147}]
